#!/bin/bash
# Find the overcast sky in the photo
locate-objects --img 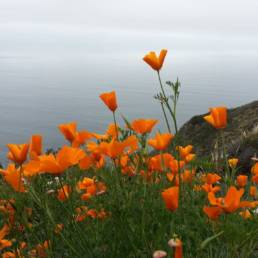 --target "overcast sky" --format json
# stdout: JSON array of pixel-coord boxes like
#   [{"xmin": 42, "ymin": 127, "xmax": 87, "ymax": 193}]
[{"xmin": 1, "ymin": 0, "xmax": 258, "ymax": 57}]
